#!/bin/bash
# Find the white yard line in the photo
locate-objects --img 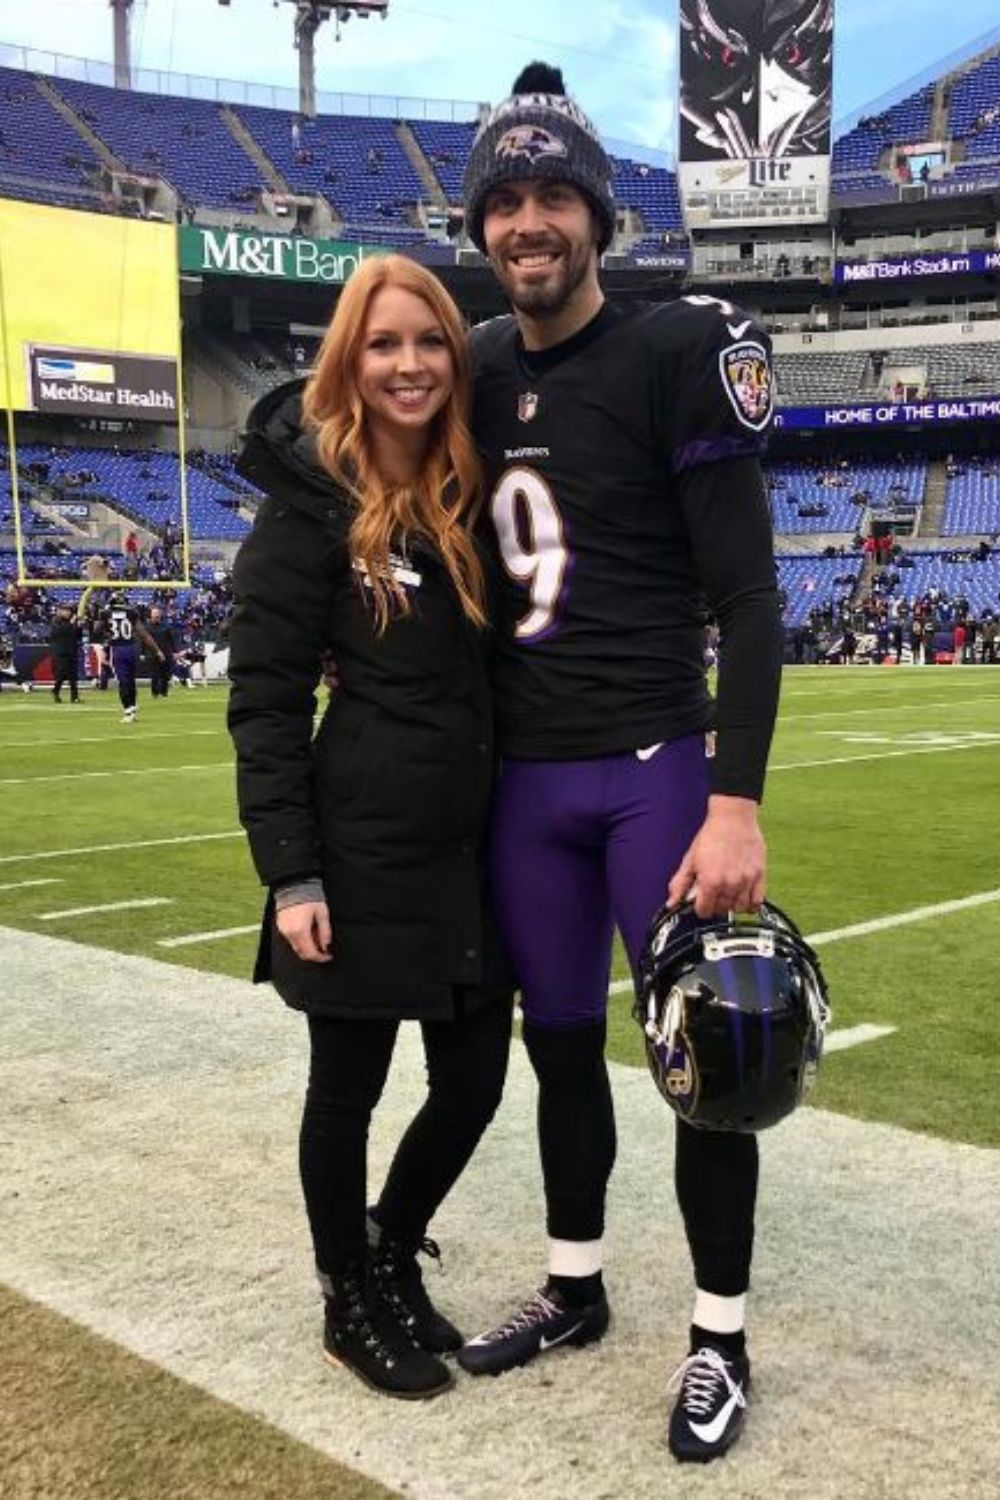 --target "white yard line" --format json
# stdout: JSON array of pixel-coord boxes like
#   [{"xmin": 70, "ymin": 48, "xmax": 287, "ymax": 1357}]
[
  {"xmin": 0, "ymin": 831, "xmax": 241, "ymax": 865},
  {"xmin": 0, "ymin": 762, "xmax": 231, "ymax": 787},
  {"xmin": 610, "ymin": 886, "xmax": 1000, "ymax": 983},
  {"xmin": 770, "ymin": 737, "xmax": 1000, "ymax": 771},
  {"xmin": 38, "ymin": 897, "xmax": 173, "ymax": 921},
  {"xmin": 0, "ymin": 729, "xmax": 224, "ymax": 748},
  {"xmin": 805, "ymin": 887, "xmax": 1000, "ymax": 945},
  {"xmin": 788, "ymin": 695, "xmax": 1000, "ymax": 720},
  {"xmin": 823, "ymin": 1024, "xmax": 897, "ymax": 1053},
  {"xmin": 157, "ymin": 924, "xmax": 260, "ymax": 948},
  {"xmin": 0, "ymin": 877, "xmax": 63, "ymax": 893}
]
